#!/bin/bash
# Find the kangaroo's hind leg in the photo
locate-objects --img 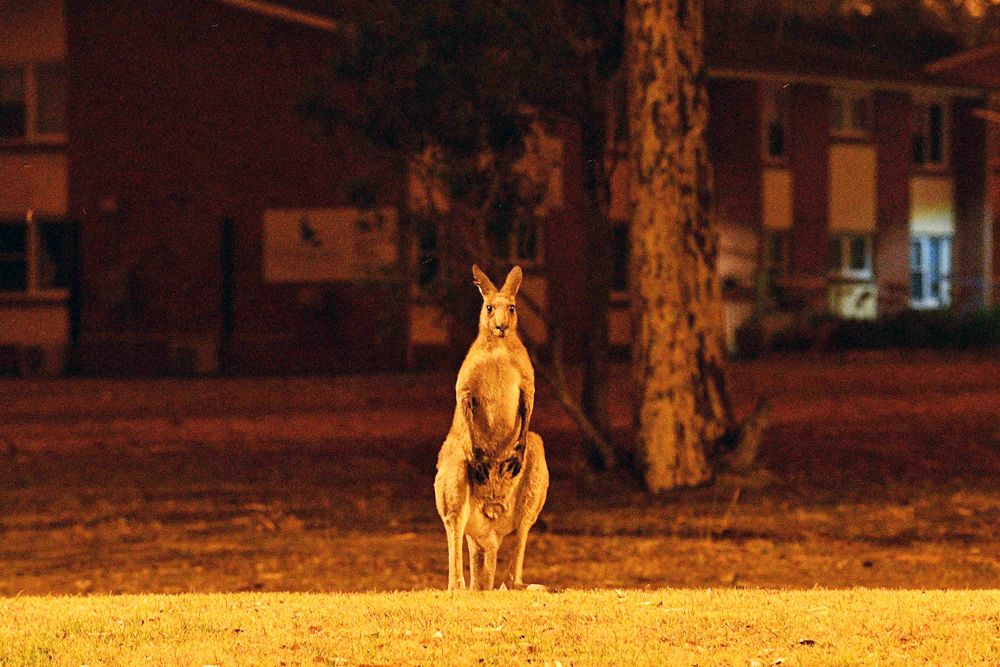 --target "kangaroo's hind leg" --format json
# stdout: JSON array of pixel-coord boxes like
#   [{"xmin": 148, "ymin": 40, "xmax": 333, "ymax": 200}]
[
  {"xmin": 482, "ymin": 543, "xmax": 498, "ymax": 591},
  {"xmin": 443, "ymin": 508, "xmax": 469, "ymax": 591},
  {"xmin": 435, "ymin": 447, "xmax": 471, "ymax": 592},
  {"xmin": 468, "ymin": 537, "xmax": 485, "ymax": 591},
  {"xmin": 504, "ymin": 432, "xmax": 549, "ymax": 590},
  {"xmin": 504, "ymin": 524, "xmax": 531, "ymax": 588},
  {"xmin": 469, "ymin": 536, "xmax": 500, "ymax": 591}
]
